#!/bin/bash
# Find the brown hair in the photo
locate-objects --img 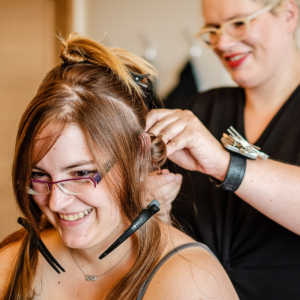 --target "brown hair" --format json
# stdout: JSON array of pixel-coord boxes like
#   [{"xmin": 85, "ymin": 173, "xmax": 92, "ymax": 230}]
[{"xmin": 0, "ymin": 33, "xmax": 167, "ymax": 300}]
